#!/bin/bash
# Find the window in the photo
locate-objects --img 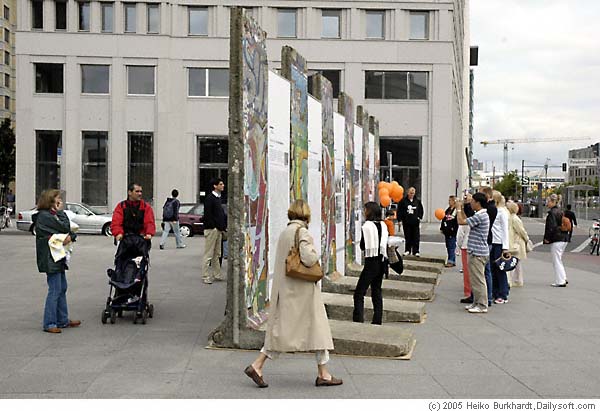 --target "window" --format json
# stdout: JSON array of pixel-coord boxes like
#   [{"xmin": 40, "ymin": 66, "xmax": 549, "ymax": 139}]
[
  {"xmin": 78, "ymin": 2, "xmax": 90, "ymax": 31},
  {"xmin": 102, "ymin": 3, "xmax": 114, "ymax": 32},
  {"xmin": 380, "ymin": 138, "xmax": 421, "ymax": 194},
  {"xmin": 4, "ymin": 96, "xmax": 9, "ymax": 110},
  {"xmin": 321, "ymin": 9, "xmax": 340, "ymax": 38},
  {"xmin": 410, "ymin": 11, "xmax": 429, "ymax": 40},
  {"xmin": 36, "ymin": 131, "xmax": 62, "ymax": 198},
  {"xmin": 147, "ymin": 4, "xmax": 160, "ymax": 33},
  {"xmin": 188, "ymin": 68, "xmax": 229, "ymax": 97},
  {"xmin": 189, "ymin": 7, "xmax": 208, "ymax": 35},
  {"xmin": 32, "ymin": 0, "xmax": 44, "ymax": 30},
  {"xmin": 365, "ymin": 71, "xmax": 428, "ymax": 100},
  {"xmin": 4, "ymin": 51, "xmax": 9, "ymax": 65},
  {"xmin": 4, "ymin": 6, "xmax": 9, "ymax": 20},
  {"xmin": 308, "ymin": 70, "xmax": 342, "ymax": 98},
  {"xmin": 82, "ymin": 132, "xmax": 108, "ymax": 206},
  {"xmin": 366, "ymin": 10, "xmax": 385, "ymax": 39},
  {"xmin": 4, "ymin": 28, "xmax": 9, "ymax": 43},
  {"xmin": 81, "ymin": 65, "xmax": 110, "ymax": 94},
  {"xmin": 127, "ymin": 66, "xmax": 155, "ymax": 95},
  {"xmin": 128, "ymin": 132, "xmax": 154, "ymax": 203},
  {"xmin": 35, "ymin": 63, "xmax": 64, "ymax": 93},
  {"xmin": 55, "ymin": 1, "xmax": 67, "ymax": 30},
  {"xmin": 124, "ymin": 3, "xmax": 136, "ymax": 33},
  {"xmin": 4, "ymin": 74, "xmax": 9, "ymax": 88},
  {"xmin": 277, "ymin": 9, "xmax": 296, "ymax": 38}
]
